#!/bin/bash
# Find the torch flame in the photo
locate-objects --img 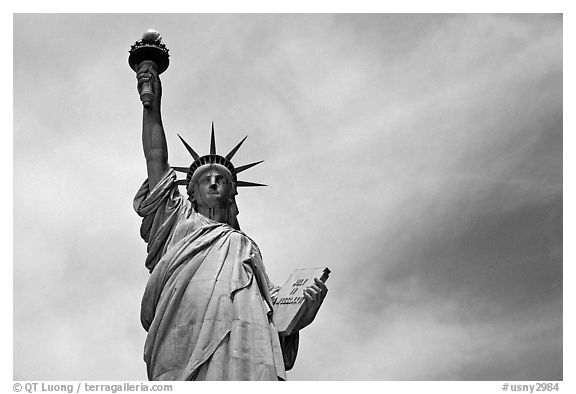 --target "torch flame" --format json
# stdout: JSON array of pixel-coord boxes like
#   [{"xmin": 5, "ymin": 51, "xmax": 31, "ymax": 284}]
[{"xmin": 142, "ymin": 29, "xmax": 162, "ymax": 43}]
